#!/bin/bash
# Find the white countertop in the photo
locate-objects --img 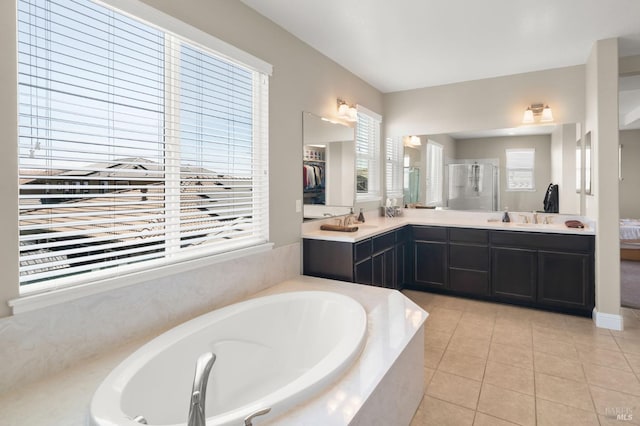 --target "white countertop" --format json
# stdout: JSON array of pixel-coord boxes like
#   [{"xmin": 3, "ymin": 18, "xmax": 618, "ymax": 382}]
[
  {"xmin": 302, "ymin": 209, "xmax": 595, "ymax": 243},
  {"xmin": 0, "ymin": 276, "xmax": 427, "ymax": 426}
]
